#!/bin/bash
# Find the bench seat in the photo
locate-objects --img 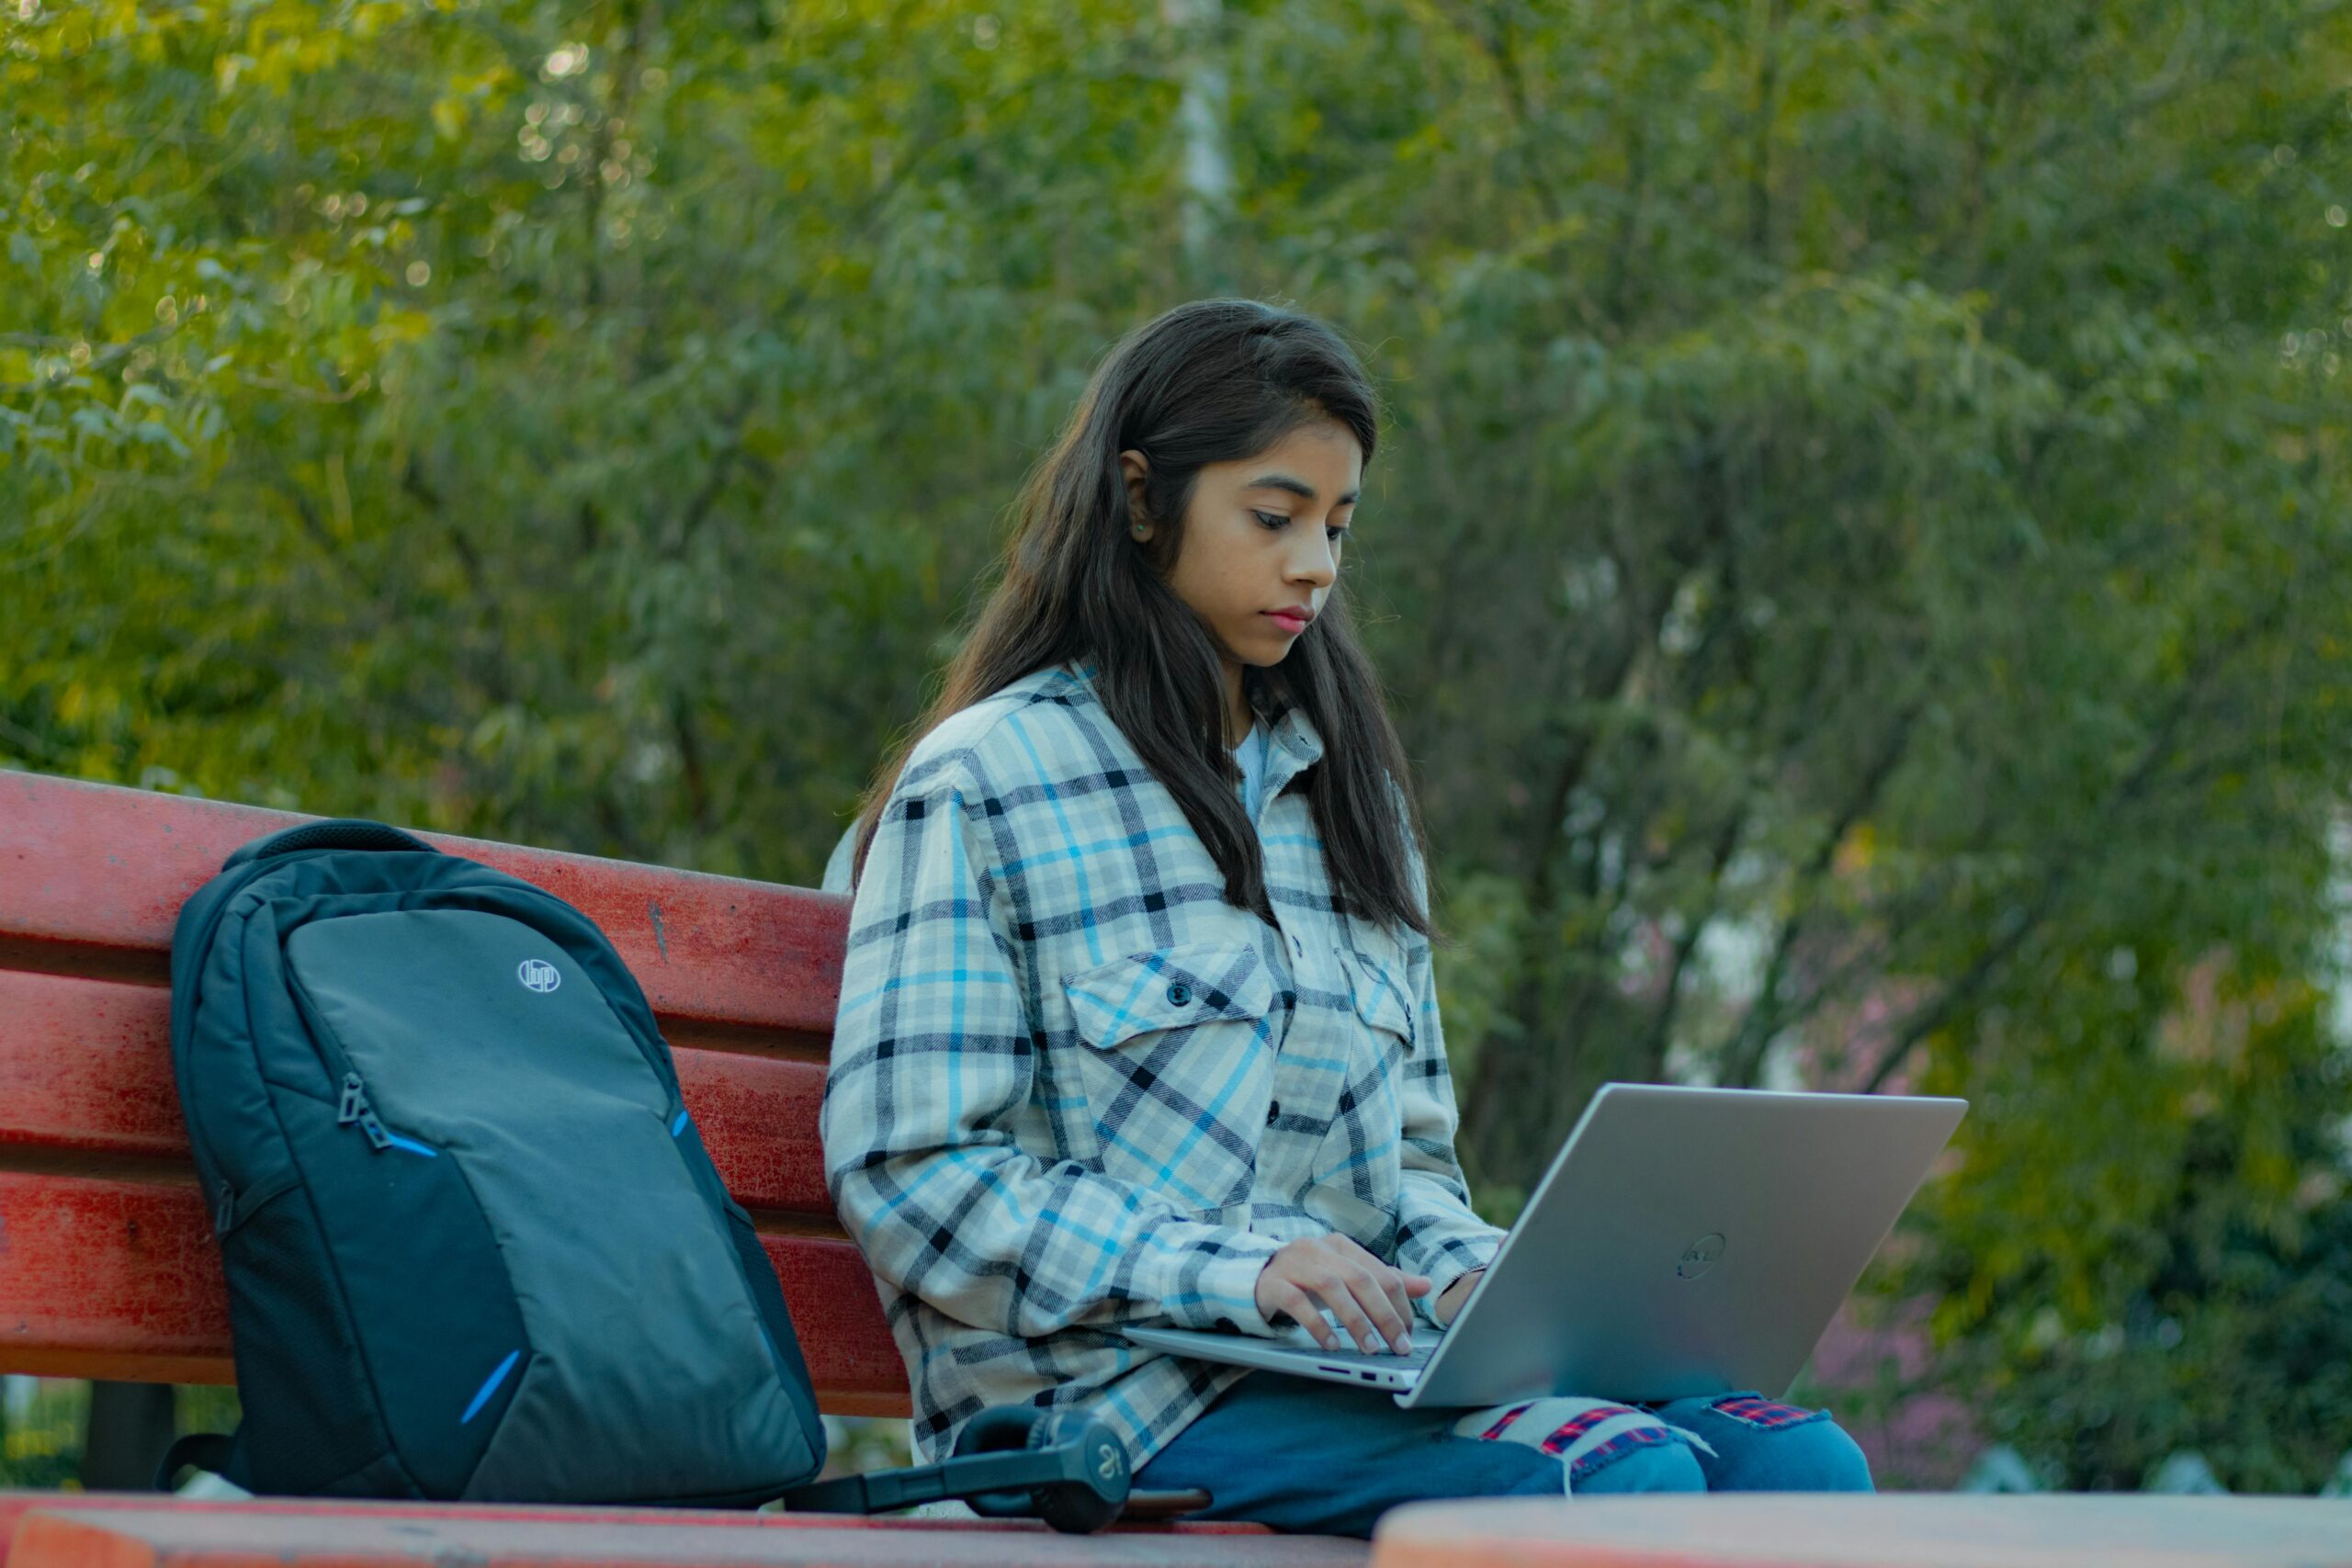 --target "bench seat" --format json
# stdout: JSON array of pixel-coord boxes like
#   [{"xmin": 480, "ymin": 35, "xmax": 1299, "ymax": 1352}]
[{"xmin": 18, "ymin": 1494, "xmax": 2351, "ymax": 1568}]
